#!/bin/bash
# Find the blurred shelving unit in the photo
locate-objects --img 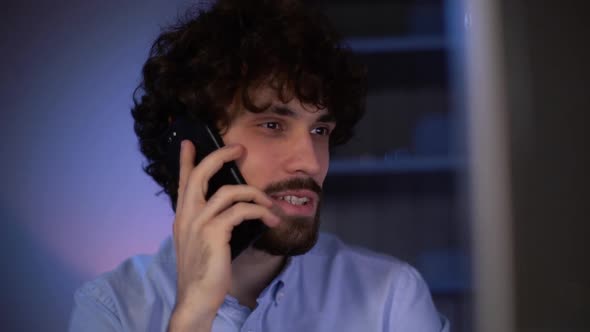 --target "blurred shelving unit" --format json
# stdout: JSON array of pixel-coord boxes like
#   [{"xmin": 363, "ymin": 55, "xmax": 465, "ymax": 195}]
[
  {"xmin": 329, "ymin": 157, "xmax": 460, "ymax": 175},
  {"xmin": 314, "ymin": 1, "xmax": 471, "ymax": 331},
  {"xmin": 346, "ymin": 36, "xmax": 446, "ymax": 53}
]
